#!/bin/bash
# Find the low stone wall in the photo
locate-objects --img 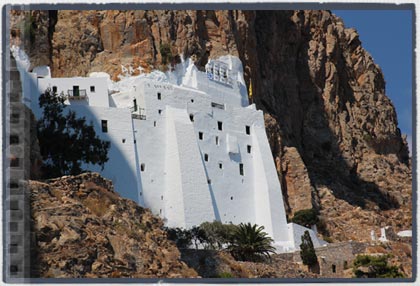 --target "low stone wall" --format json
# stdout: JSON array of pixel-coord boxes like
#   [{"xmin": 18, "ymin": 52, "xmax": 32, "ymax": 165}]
[{"xmin": 274, "ymin": 241, "xmax": 367, "ymax": 277}]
